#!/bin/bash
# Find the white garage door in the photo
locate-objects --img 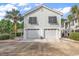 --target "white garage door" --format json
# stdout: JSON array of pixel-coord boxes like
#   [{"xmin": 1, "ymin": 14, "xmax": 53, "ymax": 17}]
[
  {"xmin": 27, "ymin": 29, "xmax": 40, "ymax": 39},
  {"xmin": 44, "ymin": 29, "xmax": 58, "ymax": 39}
]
